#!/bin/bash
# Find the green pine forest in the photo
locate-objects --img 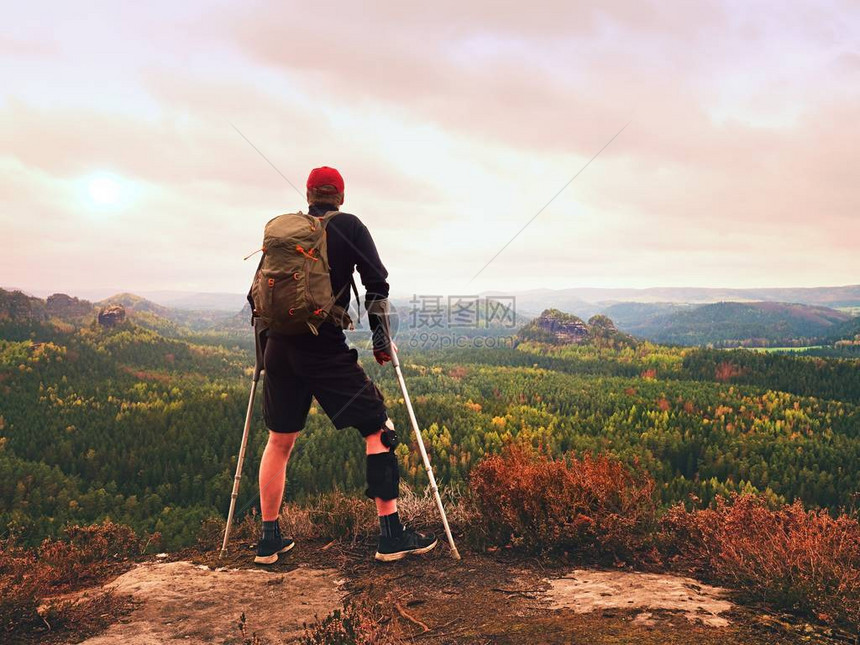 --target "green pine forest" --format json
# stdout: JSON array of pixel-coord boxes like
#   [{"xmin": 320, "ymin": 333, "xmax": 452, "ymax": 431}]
[{"xmin": 1, "ymin": 306, "xmax": 859, "ymax": 549}]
